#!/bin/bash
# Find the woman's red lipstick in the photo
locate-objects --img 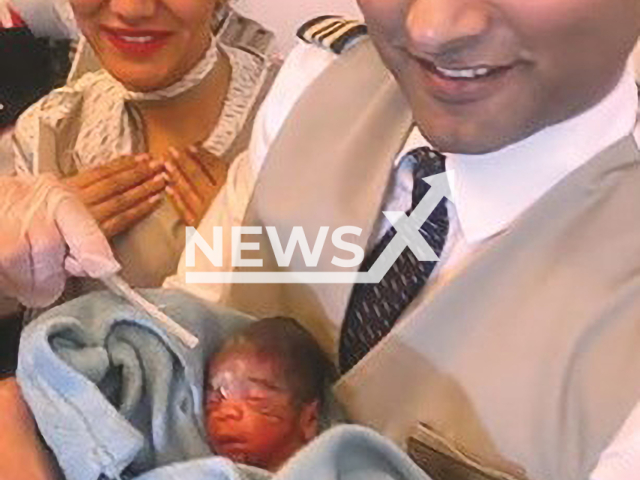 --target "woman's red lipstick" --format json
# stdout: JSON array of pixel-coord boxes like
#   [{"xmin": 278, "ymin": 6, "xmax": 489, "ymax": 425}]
[{"xmin": 102, "ymin": 27, "xmax": 172, "ymax": 57}]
